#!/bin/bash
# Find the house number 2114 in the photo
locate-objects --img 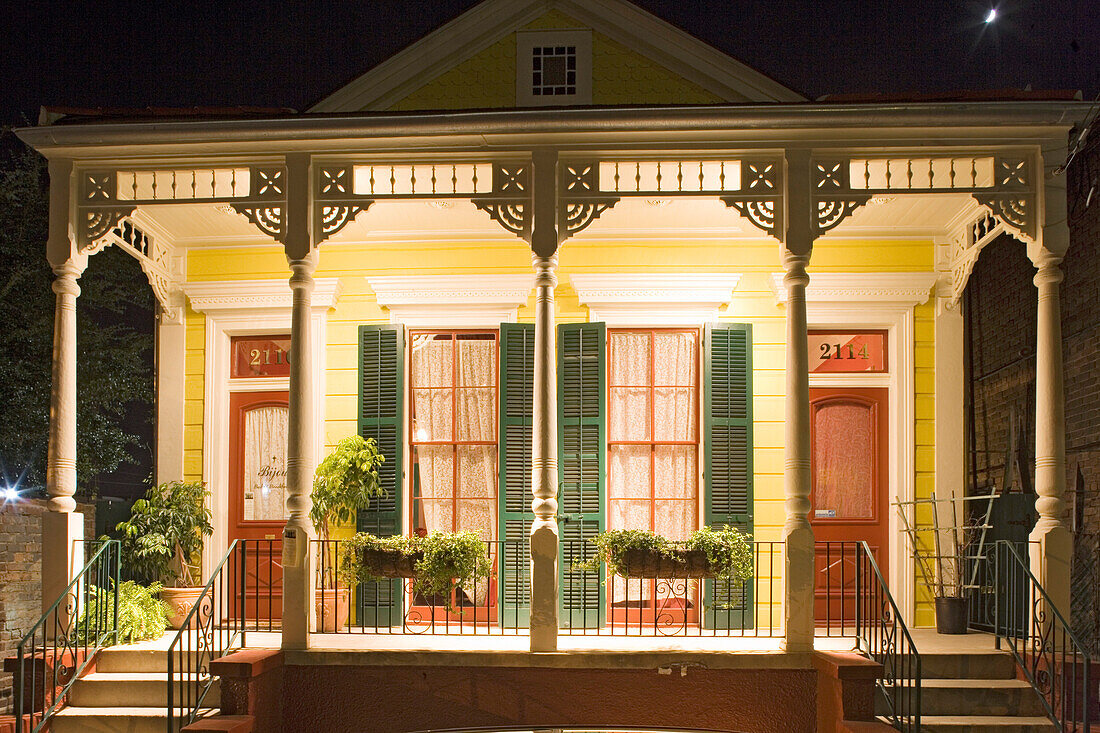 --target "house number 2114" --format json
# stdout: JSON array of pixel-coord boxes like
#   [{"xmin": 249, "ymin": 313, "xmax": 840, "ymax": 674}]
[{"xmin": 819, "ymin": 342, "xmax": 869, "ymax": 360}]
